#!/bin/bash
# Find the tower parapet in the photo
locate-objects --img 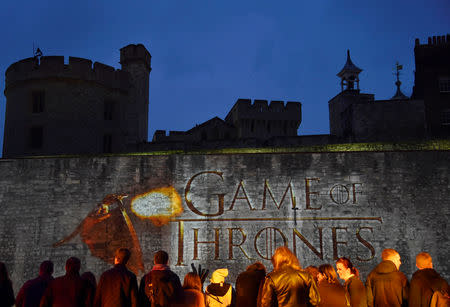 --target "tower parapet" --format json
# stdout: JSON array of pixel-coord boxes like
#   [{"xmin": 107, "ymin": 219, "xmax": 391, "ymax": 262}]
[
  {"xmin": 5, "ymin": 56, "xmax": 130, "ymax": 93},
  {"xmin": 120, "ymin": 44, "xmax": 151, "ymax": 71}
]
